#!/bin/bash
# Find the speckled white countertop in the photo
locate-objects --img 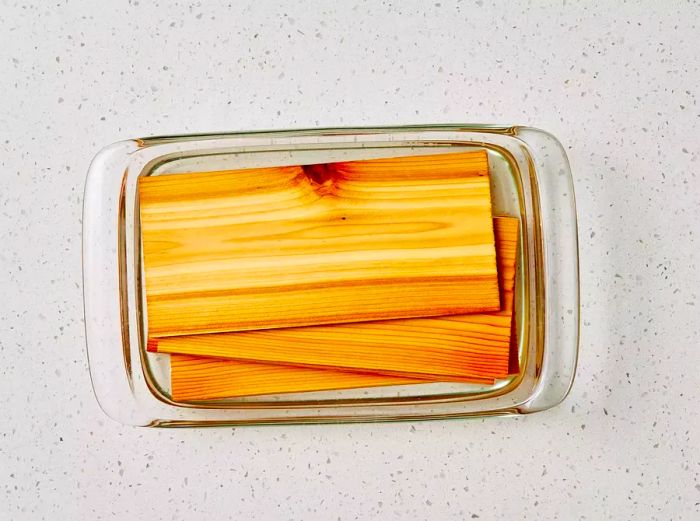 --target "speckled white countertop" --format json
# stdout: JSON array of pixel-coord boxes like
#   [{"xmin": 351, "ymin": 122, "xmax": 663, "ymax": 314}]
[{"xmin": 1, "ymin": 1, "xmax": 699, "ymax": 519}]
